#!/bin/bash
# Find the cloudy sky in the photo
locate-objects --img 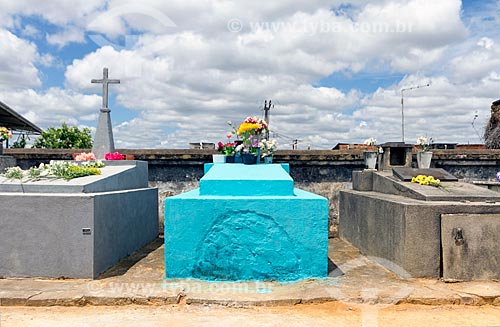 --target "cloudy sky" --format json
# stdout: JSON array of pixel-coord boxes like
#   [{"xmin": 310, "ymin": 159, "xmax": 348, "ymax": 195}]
[{"xmin": 0, "ymin": 0, "xmax": 499, "ymax": 149}]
